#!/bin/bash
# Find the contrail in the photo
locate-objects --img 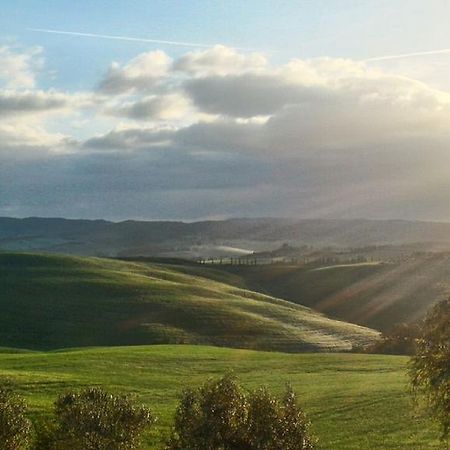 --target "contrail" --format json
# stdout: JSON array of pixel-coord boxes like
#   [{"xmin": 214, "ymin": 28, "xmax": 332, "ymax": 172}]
[
  {"xmin": 364, "ymin": 47, "xmax": 450, "ymax": 62},
  {"xmin": 28, "ymin": 28, "xmax": 250, "ymax": 50}
]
